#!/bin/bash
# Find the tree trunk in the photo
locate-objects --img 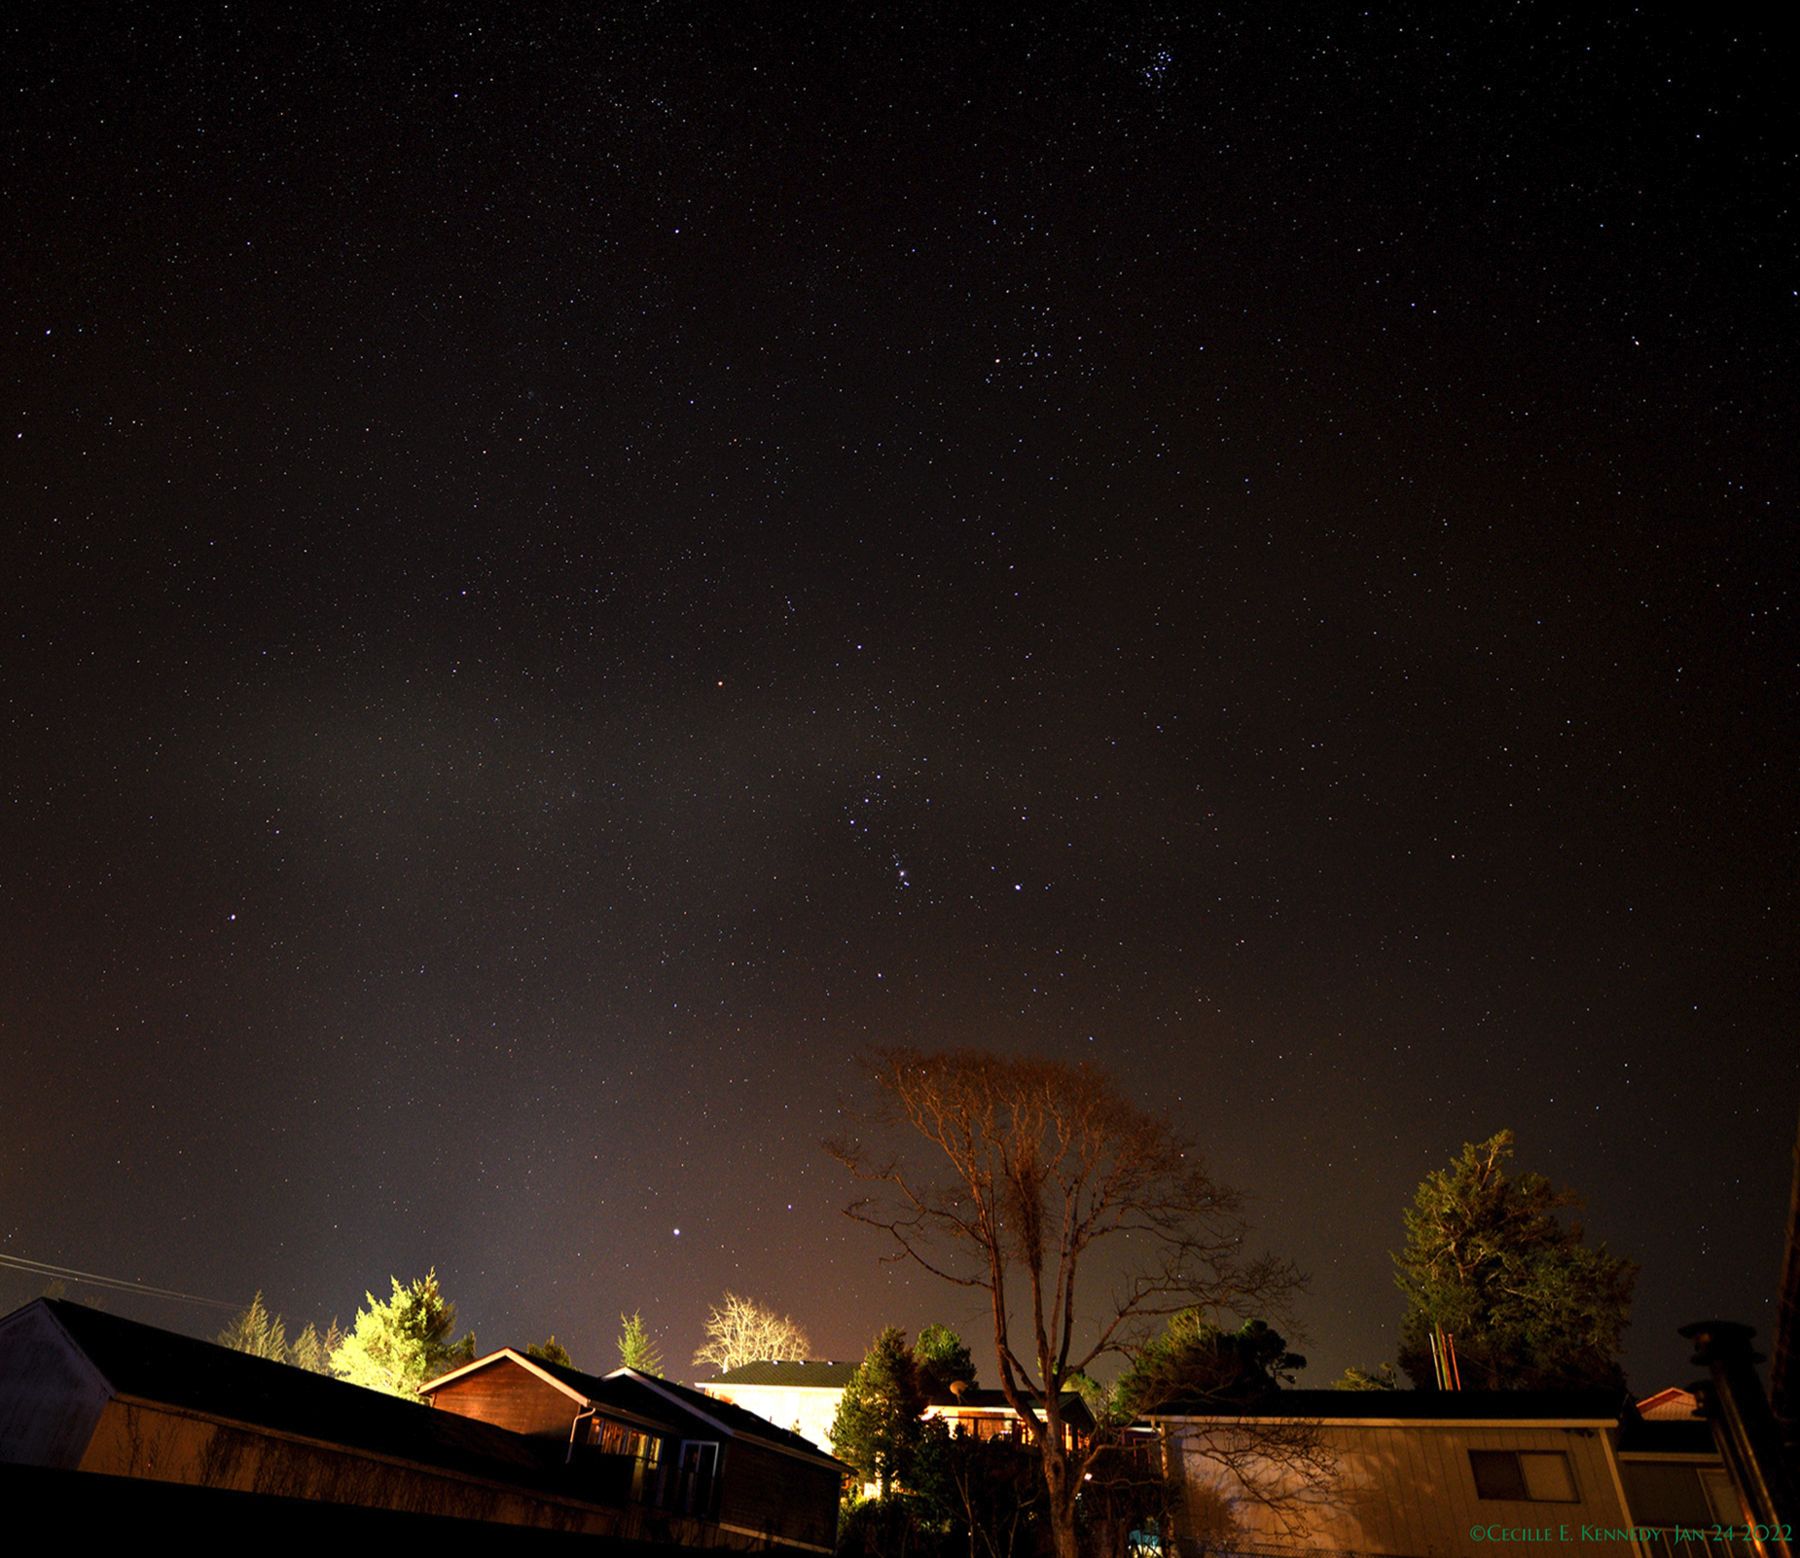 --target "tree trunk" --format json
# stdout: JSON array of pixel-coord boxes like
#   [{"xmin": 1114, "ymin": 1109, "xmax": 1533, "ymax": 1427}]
[{"xmin": 1043, "ymin": 1443, "xmax": 1081, "ymax": 1558}]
